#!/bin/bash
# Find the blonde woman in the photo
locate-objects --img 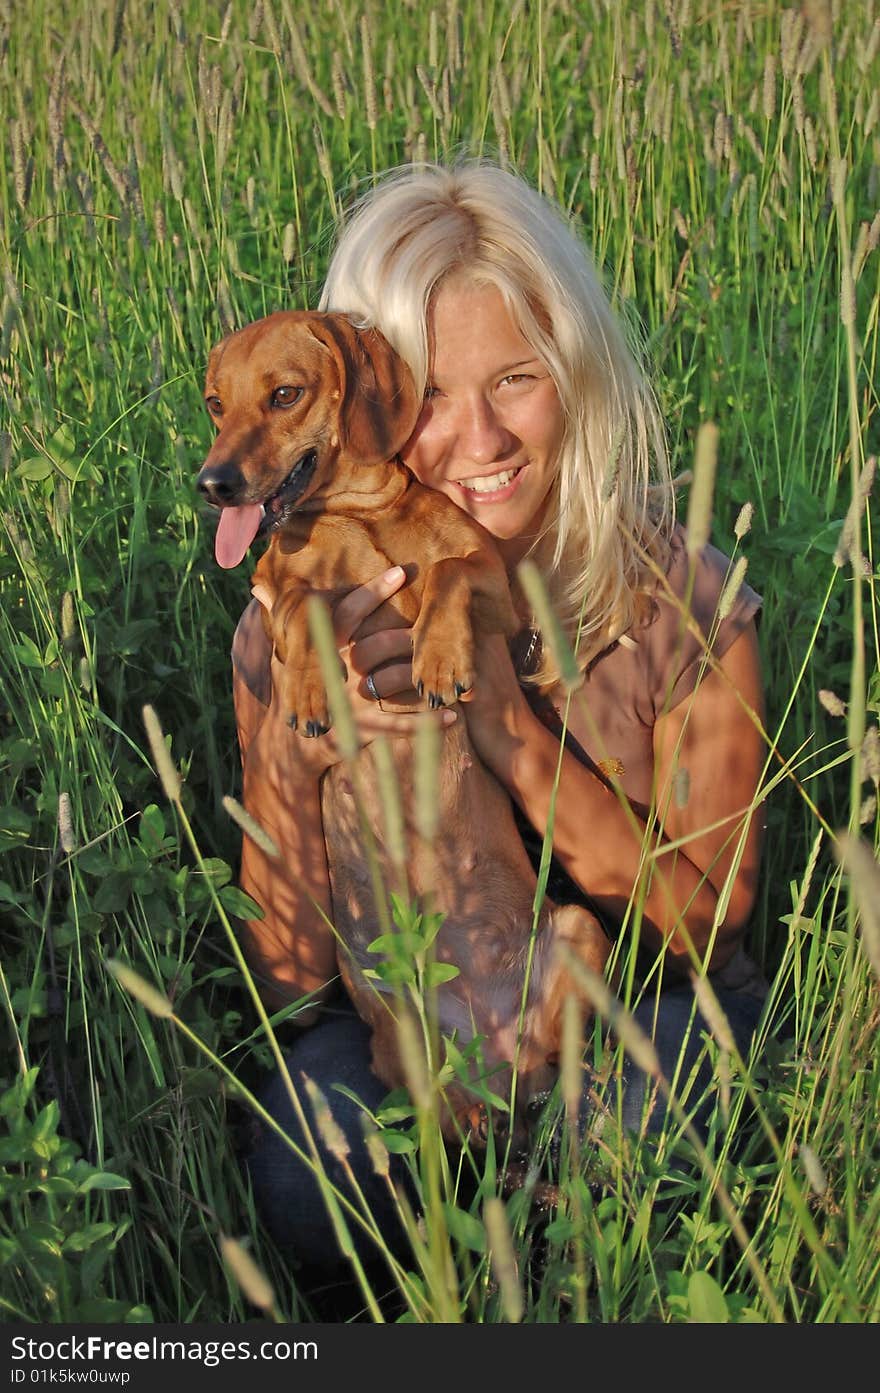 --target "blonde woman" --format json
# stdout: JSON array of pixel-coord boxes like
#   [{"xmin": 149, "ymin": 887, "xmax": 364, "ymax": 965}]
[{"xmin": 231, "ymin": 162, "xmax": 766, "ymax": 1266}]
